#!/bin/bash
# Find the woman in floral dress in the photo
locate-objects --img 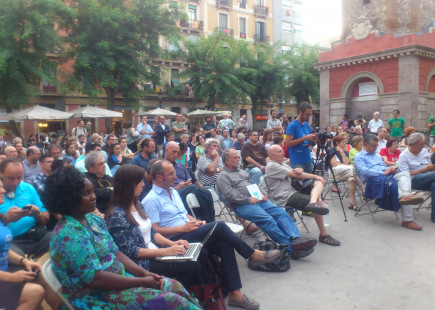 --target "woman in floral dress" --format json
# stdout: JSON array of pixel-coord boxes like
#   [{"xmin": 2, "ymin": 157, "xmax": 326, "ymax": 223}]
[{"xmin": 42, "ymin": 166, "xmax": 200, "ymax": 309}]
